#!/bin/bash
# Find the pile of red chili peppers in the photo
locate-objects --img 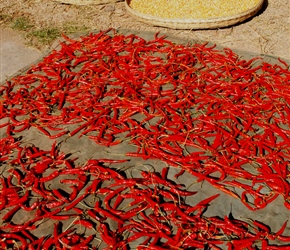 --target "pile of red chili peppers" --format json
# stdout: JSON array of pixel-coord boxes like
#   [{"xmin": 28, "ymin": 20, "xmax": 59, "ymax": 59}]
[
  {"xmin": 0, "ymin": 139, "xmax": 289, "ymax": 249},
  {"xmin": 0, "ymin": 28, "xmax": 290, "ymax": 248}
]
